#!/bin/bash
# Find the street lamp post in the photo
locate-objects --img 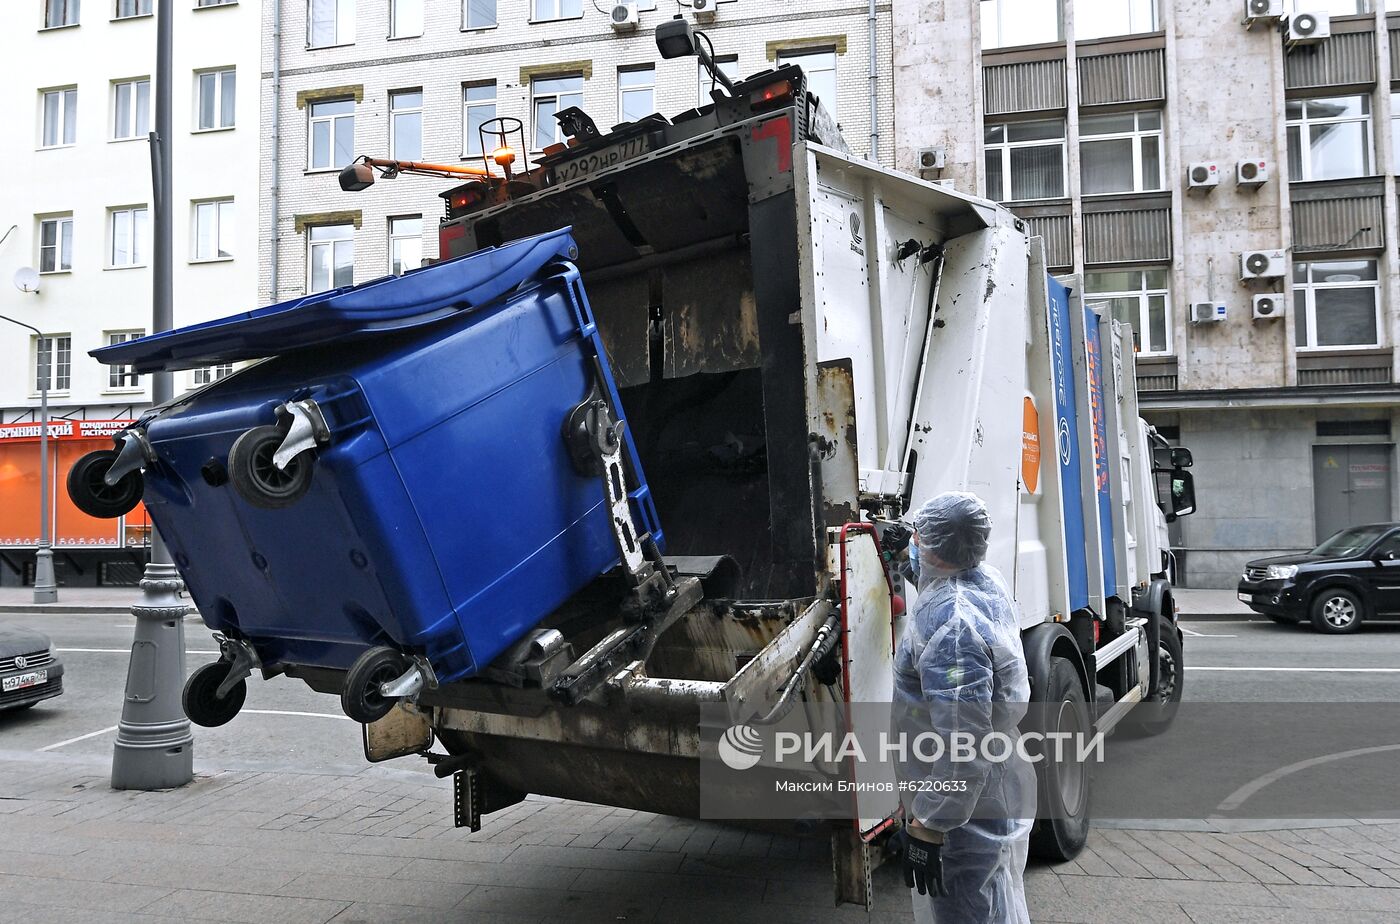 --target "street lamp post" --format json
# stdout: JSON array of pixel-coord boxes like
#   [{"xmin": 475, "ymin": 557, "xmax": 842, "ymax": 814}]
[{"xmin": 0, "ymin": 313, "xmax": 58, "ymax": 605}]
